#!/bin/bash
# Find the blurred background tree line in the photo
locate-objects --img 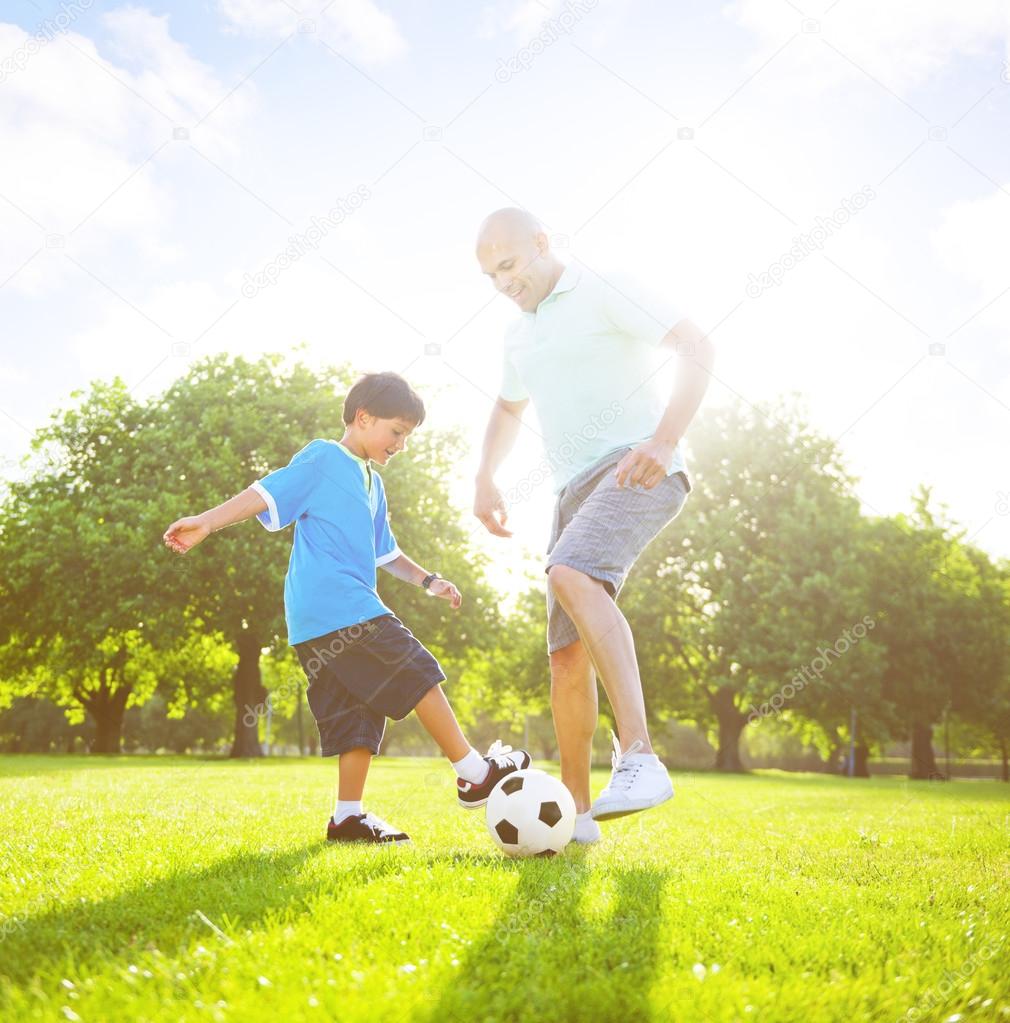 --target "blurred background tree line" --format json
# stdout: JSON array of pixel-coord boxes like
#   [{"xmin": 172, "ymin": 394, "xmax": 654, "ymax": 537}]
[{"xmin": 1, "ymin": 354, "xmax": 1008, "ymax": 781}]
